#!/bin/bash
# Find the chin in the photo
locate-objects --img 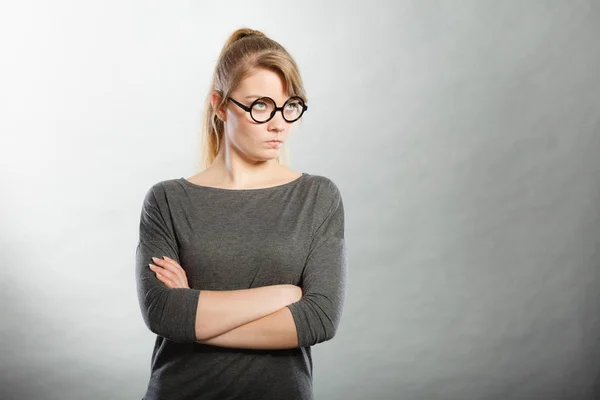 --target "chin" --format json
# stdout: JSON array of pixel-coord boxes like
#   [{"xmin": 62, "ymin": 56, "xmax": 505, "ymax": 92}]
[{"xmin": 250, "ymin": 153, "xmax": 279, "ymax": 162}]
